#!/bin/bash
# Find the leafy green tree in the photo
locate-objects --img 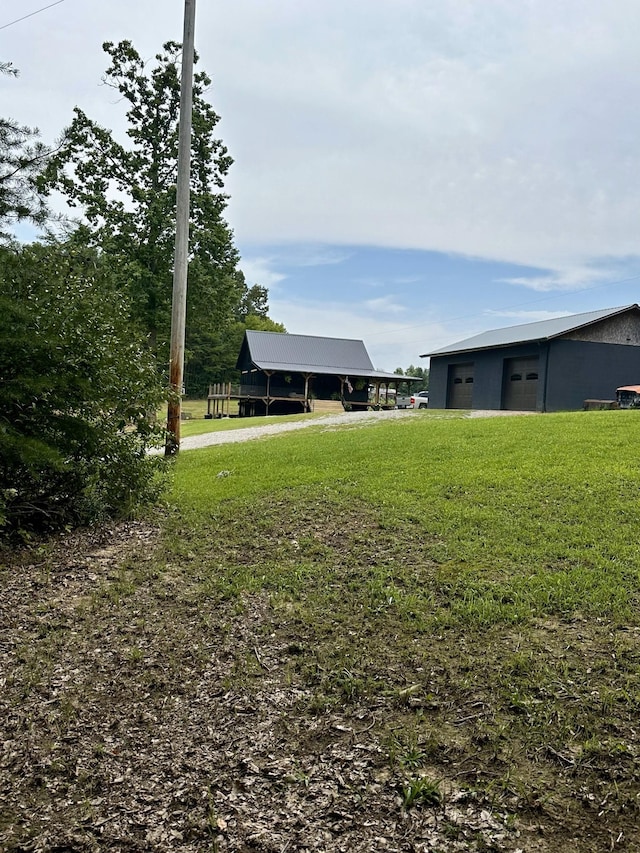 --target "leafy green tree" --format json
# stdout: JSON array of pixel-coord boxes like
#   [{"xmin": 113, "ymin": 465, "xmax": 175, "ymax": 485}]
[
  {"xmin": 184, "ymin": 273, "xmax": 287, "ymax": 396},
  {"xmin": 1, "ymin": 63, "xmax": 50, "ymax": 240},
  {"xmin": 0, "ymin": 240, "xmax": 165, "ymax": 537},
  {"xmin": 395, "ymin": 364, "xmax": 430, "ymax": 392},
  {"xmin": 38, "ymin": 40, "xmax": 246, "ymax": 368}
]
